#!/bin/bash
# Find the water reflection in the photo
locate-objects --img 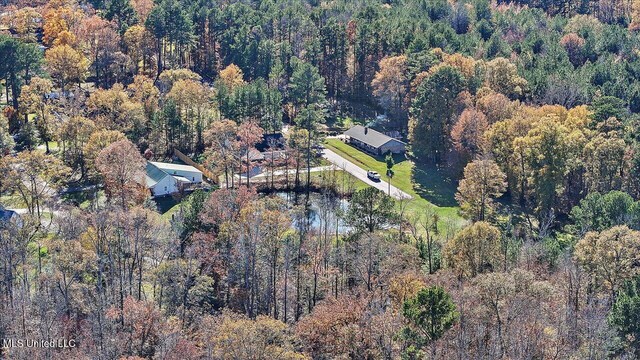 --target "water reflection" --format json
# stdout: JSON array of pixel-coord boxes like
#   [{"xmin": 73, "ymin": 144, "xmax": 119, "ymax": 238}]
[{"xmin": 269, "ymin": 191, "xmax": 352, "ymax": 234}]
